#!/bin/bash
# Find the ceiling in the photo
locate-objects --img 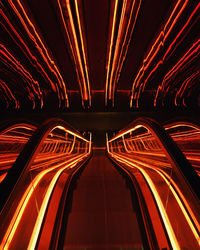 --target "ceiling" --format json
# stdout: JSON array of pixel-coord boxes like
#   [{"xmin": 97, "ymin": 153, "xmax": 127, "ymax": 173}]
[{"xmin": 0, "ymin": 0, "xmax": 199, "ymax": 112}]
